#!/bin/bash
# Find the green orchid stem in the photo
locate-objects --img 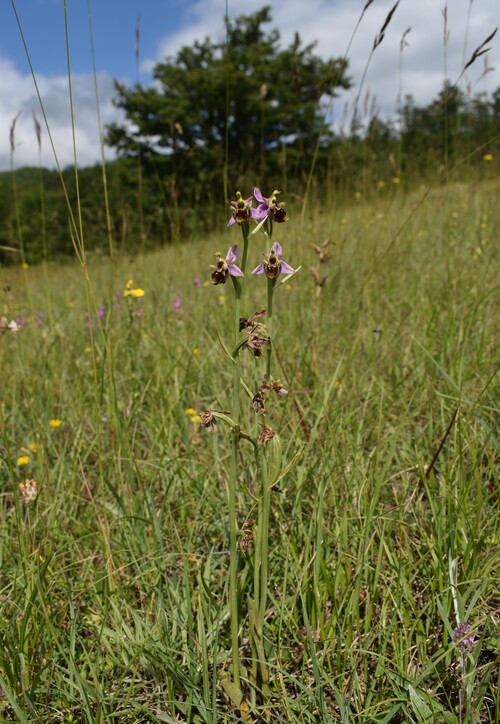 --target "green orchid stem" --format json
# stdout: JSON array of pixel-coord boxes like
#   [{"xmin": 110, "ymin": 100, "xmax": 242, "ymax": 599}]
[
  {"xmin": 252, "ymin": 445, "xmax": 271, "ymax": 695},
  {"xmin": 229, "ymin": 275, "xmax": 242, "ymax": 688},
  {"xmin": 250, "ymin": 278, "xmax": 276, "ymax": 698},
  {"xmin": 266, "ymin": 278, "xmax": 275, "ymax": 380},
  {"xmin": 258, "ymin": 458, "xmax": 272, "ymax": 695},
  {"xmin": 265, "ymin": 218, "xmax": 273, "ymax": 239},
  {"xmin": 251, "ymin": 436, "xmax": 273, "ymax": 698},
  {"xmin": 252, "ymin": 445, "xmax": 263, "ymax": 613},
  {"xmin": 241, "ymin": 224, "xmax": 250, "ymax": 274},
  {"xmin": 226, "ymin": 222, "xmax": 250, "ymax": 688}
]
